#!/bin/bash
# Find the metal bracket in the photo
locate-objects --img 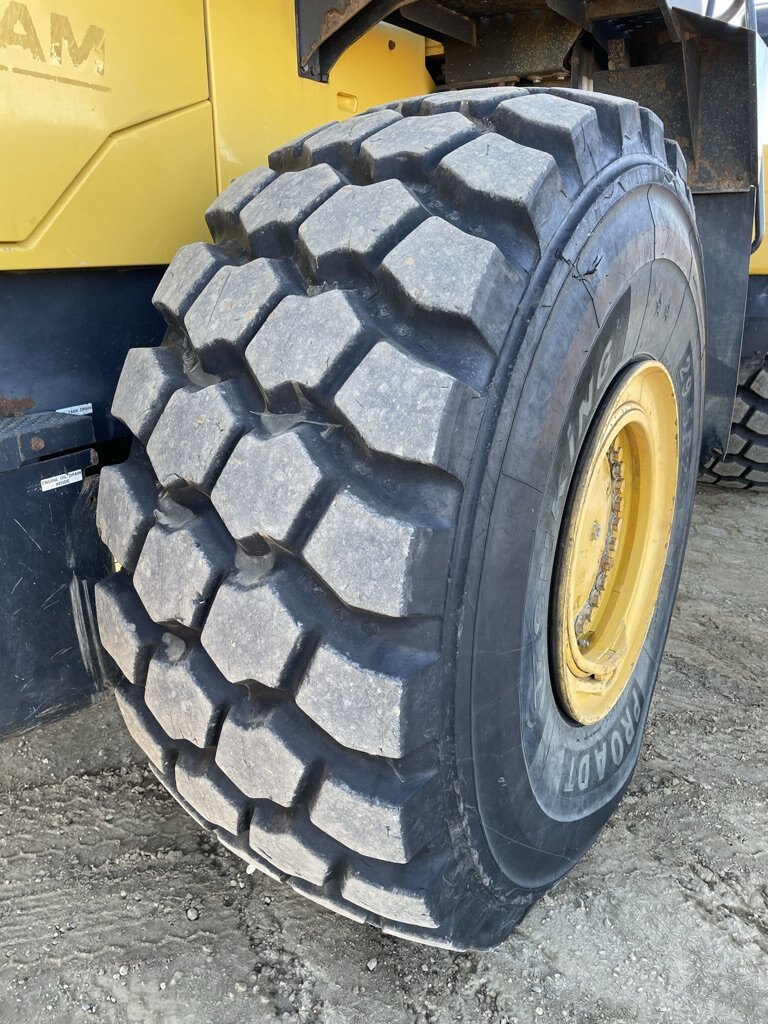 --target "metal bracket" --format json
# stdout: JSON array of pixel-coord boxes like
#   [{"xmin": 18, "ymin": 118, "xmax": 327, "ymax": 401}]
[
  {"xmin": 294, "ymin": 0, "xmax": 474, "ymax": 81},
  {"xmin": 0, "ymin": 410, "xmax": 95, "ymax": 473}
]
